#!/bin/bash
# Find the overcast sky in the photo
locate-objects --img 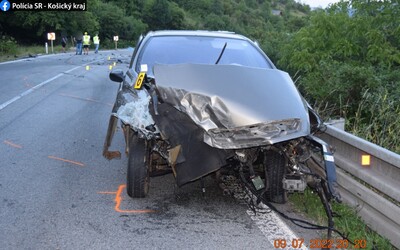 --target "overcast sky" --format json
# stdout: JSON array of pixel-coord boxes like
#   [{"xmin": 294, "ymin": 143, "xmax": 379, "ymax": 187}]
[{"xmin": 296, "ymin": 0, "xmax": 341, "ymax": 8}]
